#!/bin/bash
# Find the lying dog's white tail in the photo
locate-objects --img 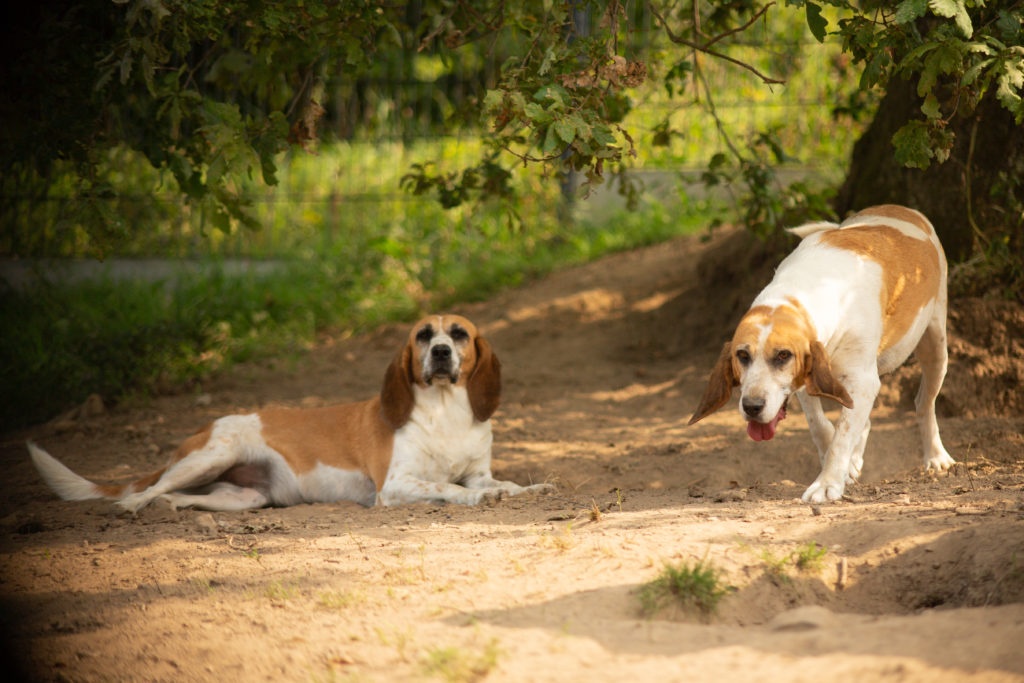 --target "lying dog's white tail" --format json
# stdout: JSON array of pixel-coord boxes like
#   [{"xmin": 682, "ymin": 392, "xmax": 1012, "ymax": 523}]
[
  {"xmin": 27, "ymin": 442, "xmax": 109, "ymax": 501},
  {"xmin": 787, "ymin": 221, "xmax": 840, "ymax": 239}
]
